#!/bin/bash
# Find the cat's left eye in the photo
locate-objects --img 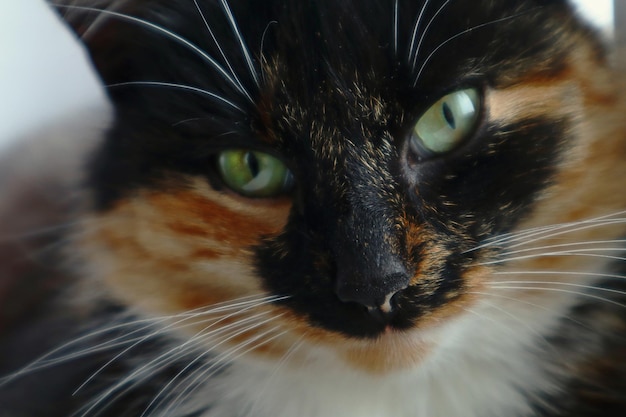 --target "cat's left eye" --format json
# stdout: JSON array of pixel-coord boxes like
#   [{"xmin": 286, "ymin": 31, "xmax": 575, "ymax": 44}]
[
  {"xmin": 217, "ymin": 150, "xmax": 294, "ymax": 198},
  {"xmin": 410, "ymin": 88, "xmax": 481, "ymax": 158}
]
